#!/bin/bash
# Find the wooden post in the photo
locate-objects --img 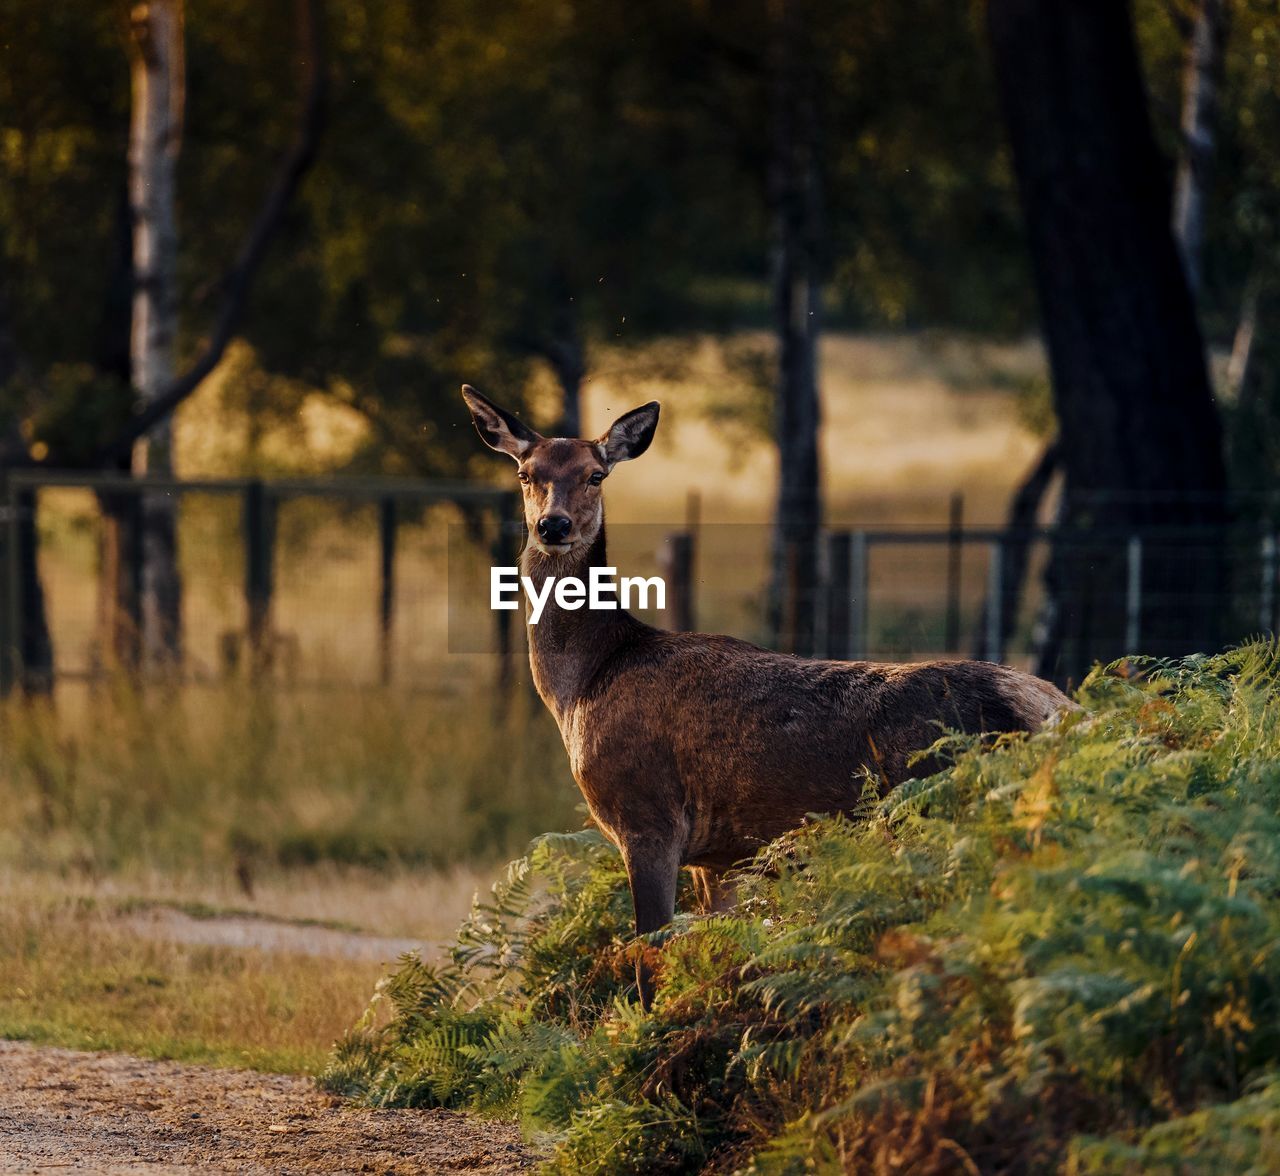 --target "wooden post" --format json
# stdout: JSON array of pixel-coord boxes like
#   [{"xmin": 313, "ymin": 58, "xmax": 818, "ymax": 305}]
[
  {"xmin": 825, "ymin": 530, "xmax": 852, "ymax": 660},
  {"xmin": 985, "ymin": 539, "xmax": 1005, "ymax": 663},
  {"xmin": 377, "ymin": 495, "xmax": 396, "ymax": 686},
  {"xmin": 1125, "ymin": 534, "xmax": 1143, "ymax": 653},
  {"xmin": 1, "ymin": 475, "xmax": 17, "ymax": 695},
  {"xmin": 1260, "ymin": 532, "xmax": 1276, "ymax": 634},
  {"xmin": 685, "ymin": 489, "xmax": 700, "ymax": 633},
  {"xmin": 666, "ymin": 533, "xmax": 695, "ymax": 633},
  {"xmin": 243, "ymin": 480, "xmax": 274, "ymax": 676},
  {"xmin": 491, "ymin": 493, "xmax": 520, "ymax": 704},
  {"xmin": 945, "ymin": 491, "xmax": 964, "ymax": 653},
  {"xmin": 850, "ymin": 531, "xmax": 869, "ymax": 660}
]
